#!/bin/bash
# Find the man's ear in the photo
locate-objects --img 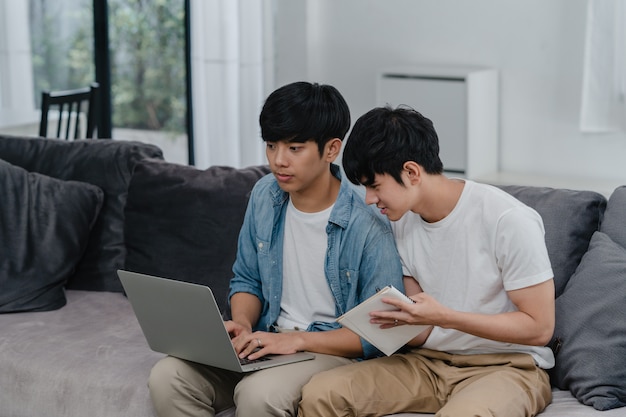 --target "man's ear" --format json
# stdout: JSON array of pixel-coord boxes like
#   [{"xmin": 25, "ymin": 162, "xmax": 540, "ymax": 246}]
[
  {"xmin": 324, "ymin": 138, "xmax": 342, "ymax": 162},
  {"xmin": 403, "ymin": 161, "xmax": 422, "ymax": 184}
]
